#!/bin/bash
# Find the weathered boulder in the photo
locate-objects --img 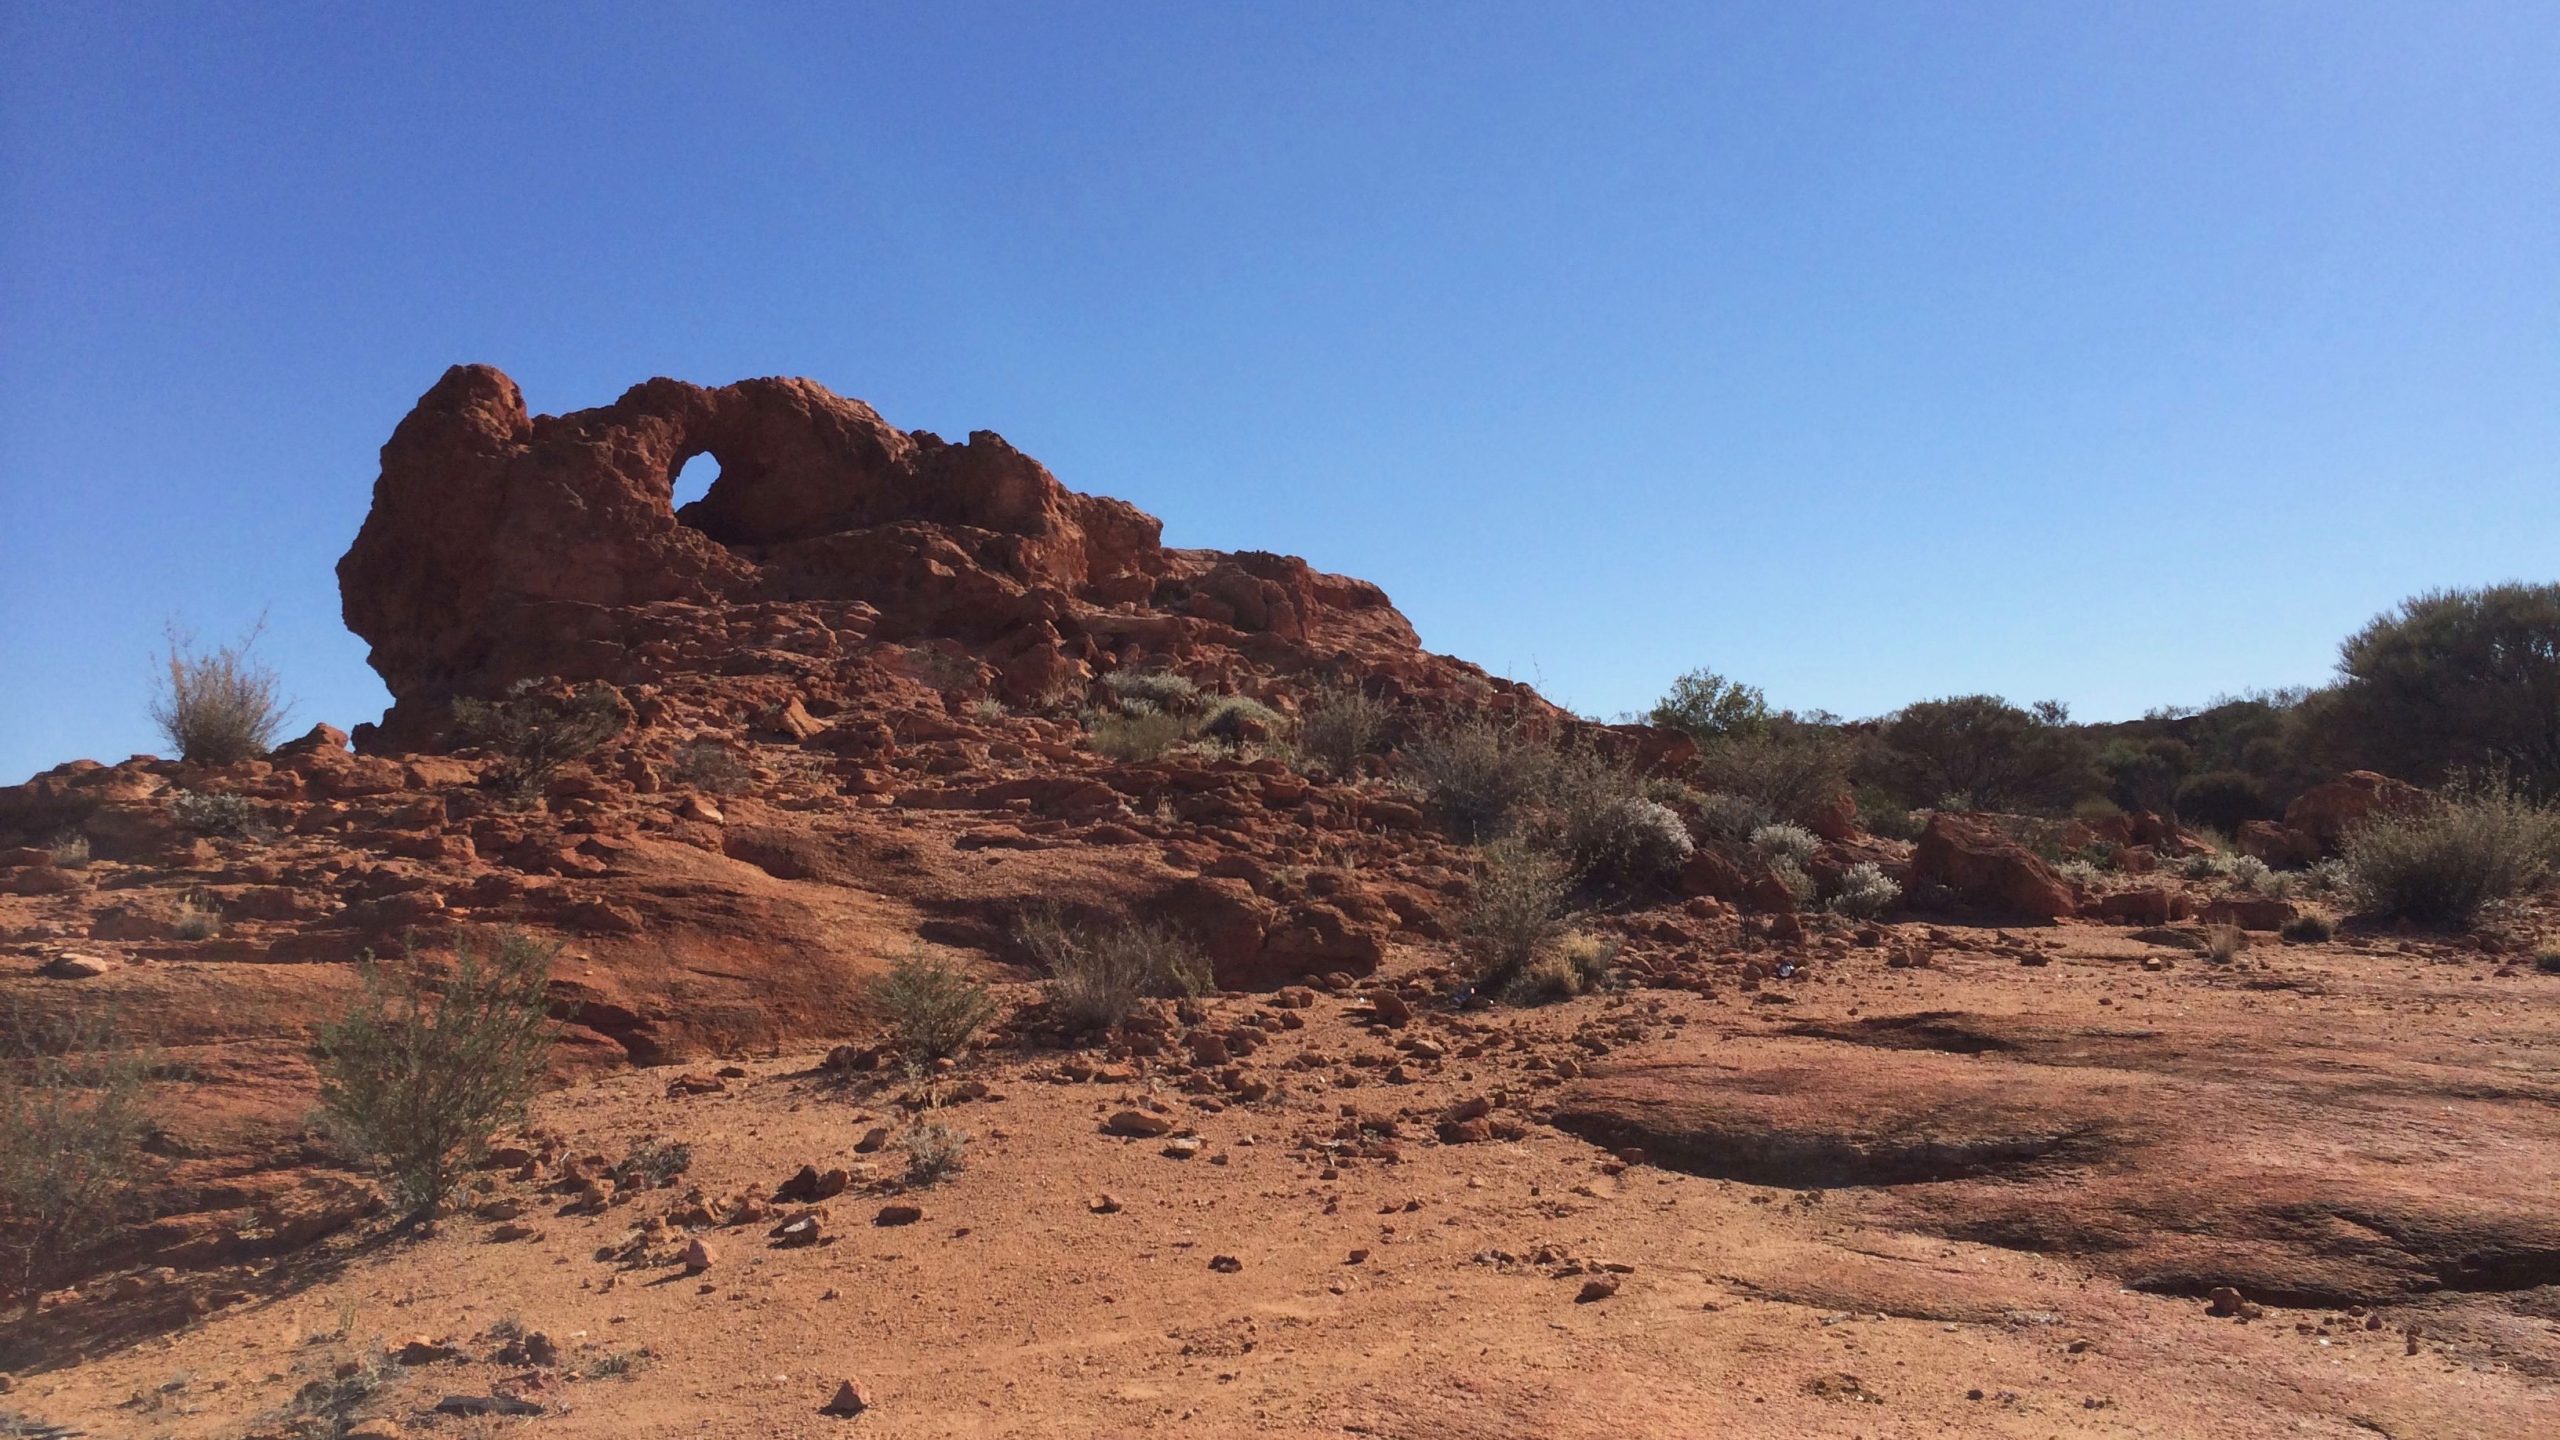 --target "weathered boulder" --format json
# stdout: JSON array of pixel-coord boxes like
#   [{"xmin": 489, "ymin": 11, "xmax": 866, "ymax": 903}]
[{"xmin": 1909, "ymin": 813, "xmax": 2076, "ymax": 919}]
